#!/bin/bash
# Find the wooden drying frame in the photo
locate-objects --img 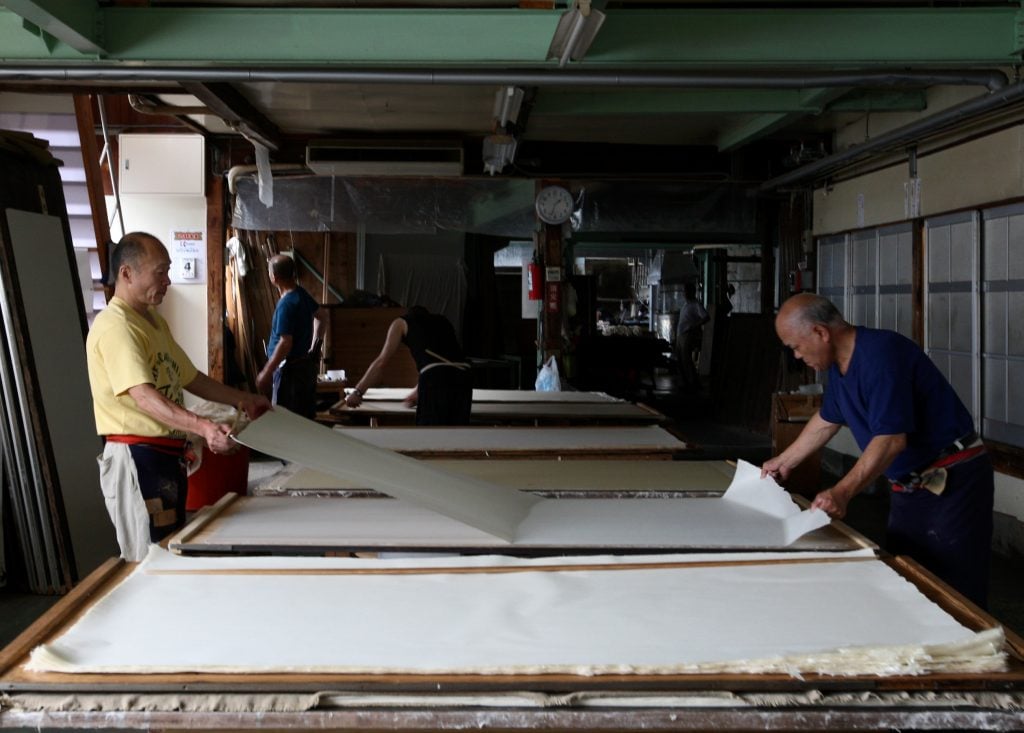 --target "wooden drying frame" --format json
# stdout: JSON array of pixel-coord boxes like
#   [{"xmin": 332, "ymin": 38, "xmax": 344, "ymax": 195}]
[
  {"xmin": 164, "ymin": 493, "xmax": 875, "ymax": 556},
  {"xmin": 2, "ymin": 553, "xmax": 1023, "ymax": 697}
]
